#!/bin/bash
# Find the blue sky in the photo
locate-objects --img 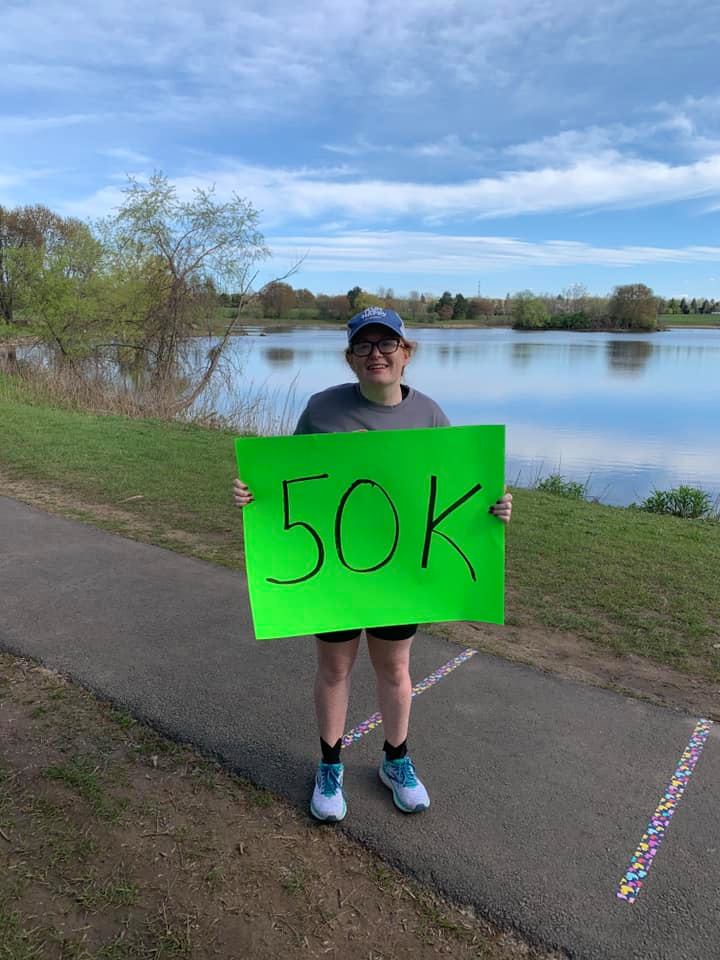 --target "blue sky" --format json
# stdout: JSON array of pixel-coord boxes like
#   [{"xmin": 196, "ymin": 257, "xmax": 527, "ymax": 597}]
[{"xmin": 3, "ymin": 0, "xmax": 720, "ymax": 297}]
